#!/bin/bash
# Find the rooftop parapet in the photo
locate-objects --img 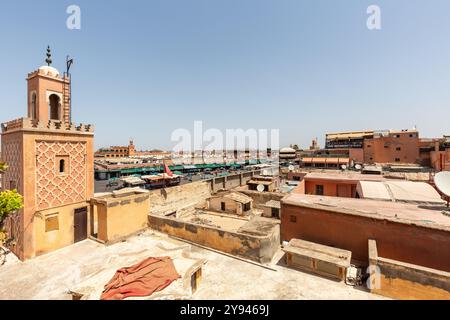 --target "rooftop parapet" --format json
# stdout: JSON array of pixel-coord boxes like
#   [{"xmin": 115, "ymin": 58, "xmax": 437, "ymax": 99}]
[
  {"xmin": 1, "ymin": 118, "xmax": 94, "ymax": 134},
  {"xmin": 27, "ymin": 67, "xmax": 70, "ymax": 82}
]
